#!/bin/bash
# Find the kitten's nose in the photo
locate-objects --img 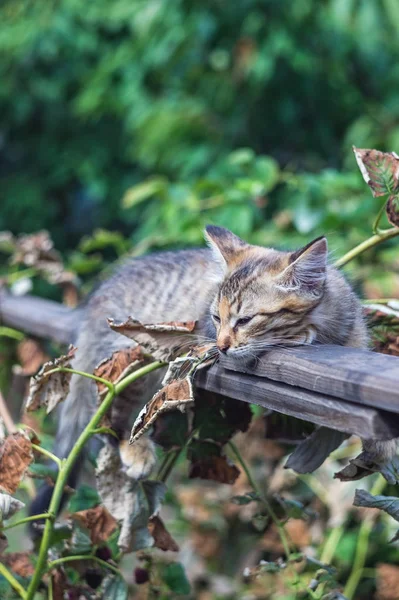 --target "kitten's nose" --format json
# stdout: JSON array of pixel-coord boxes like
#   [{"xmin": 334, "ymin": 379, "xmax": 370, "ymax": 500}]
[{"xmin": 217, "ymin": 342, "xmax": 230, "ymax": 354}]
